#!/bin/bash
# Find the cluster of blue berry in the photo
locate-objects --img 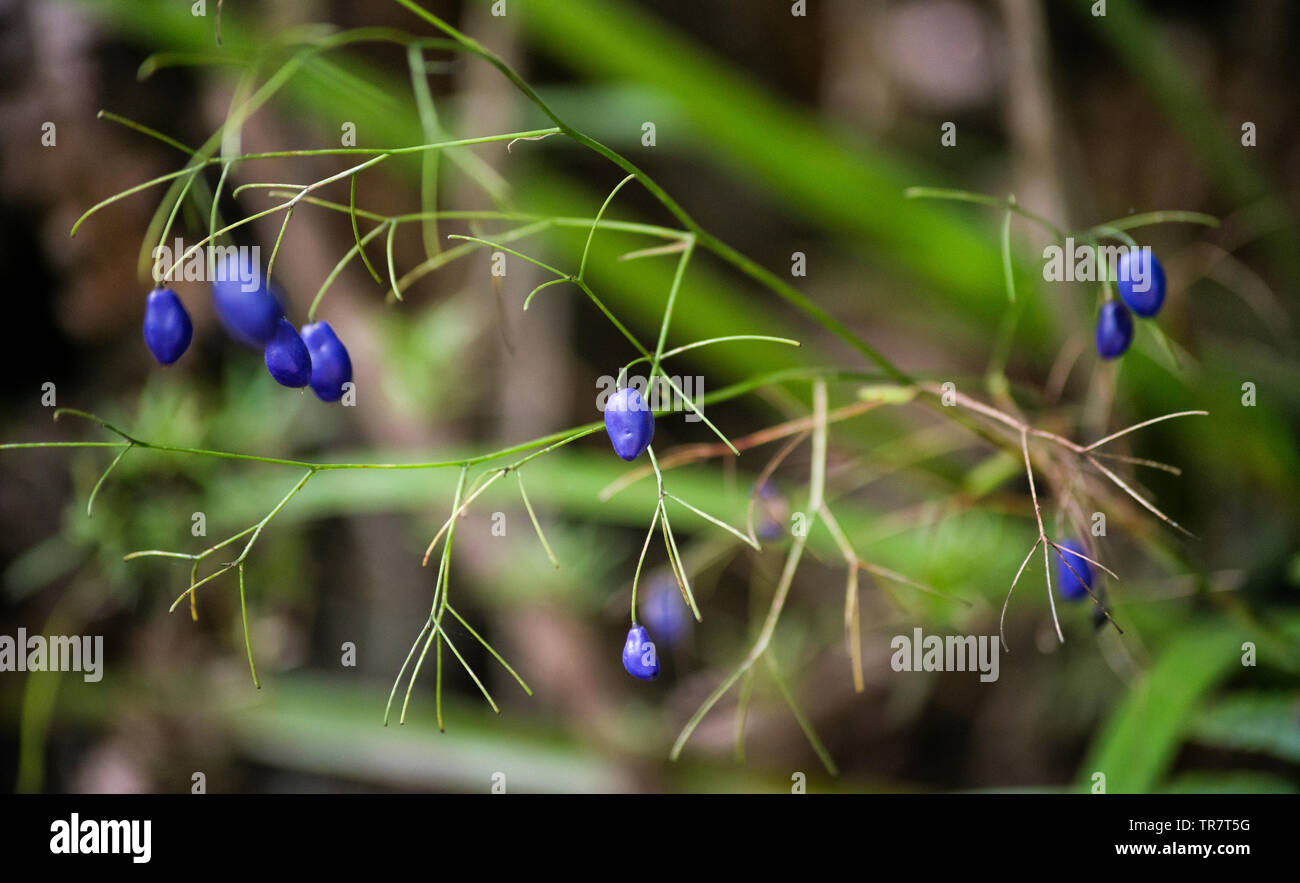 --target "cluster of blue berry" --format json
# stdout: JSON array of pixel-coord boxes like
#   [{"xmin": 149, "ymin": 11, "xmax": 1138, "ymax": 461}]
[
  {"xmin": 1095, "ymin": 249, "xmax": 1167, "ymax": 359},
  {"xmin": 141, "ymin": 255, "xmax": 353, "ymax": 402}
]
